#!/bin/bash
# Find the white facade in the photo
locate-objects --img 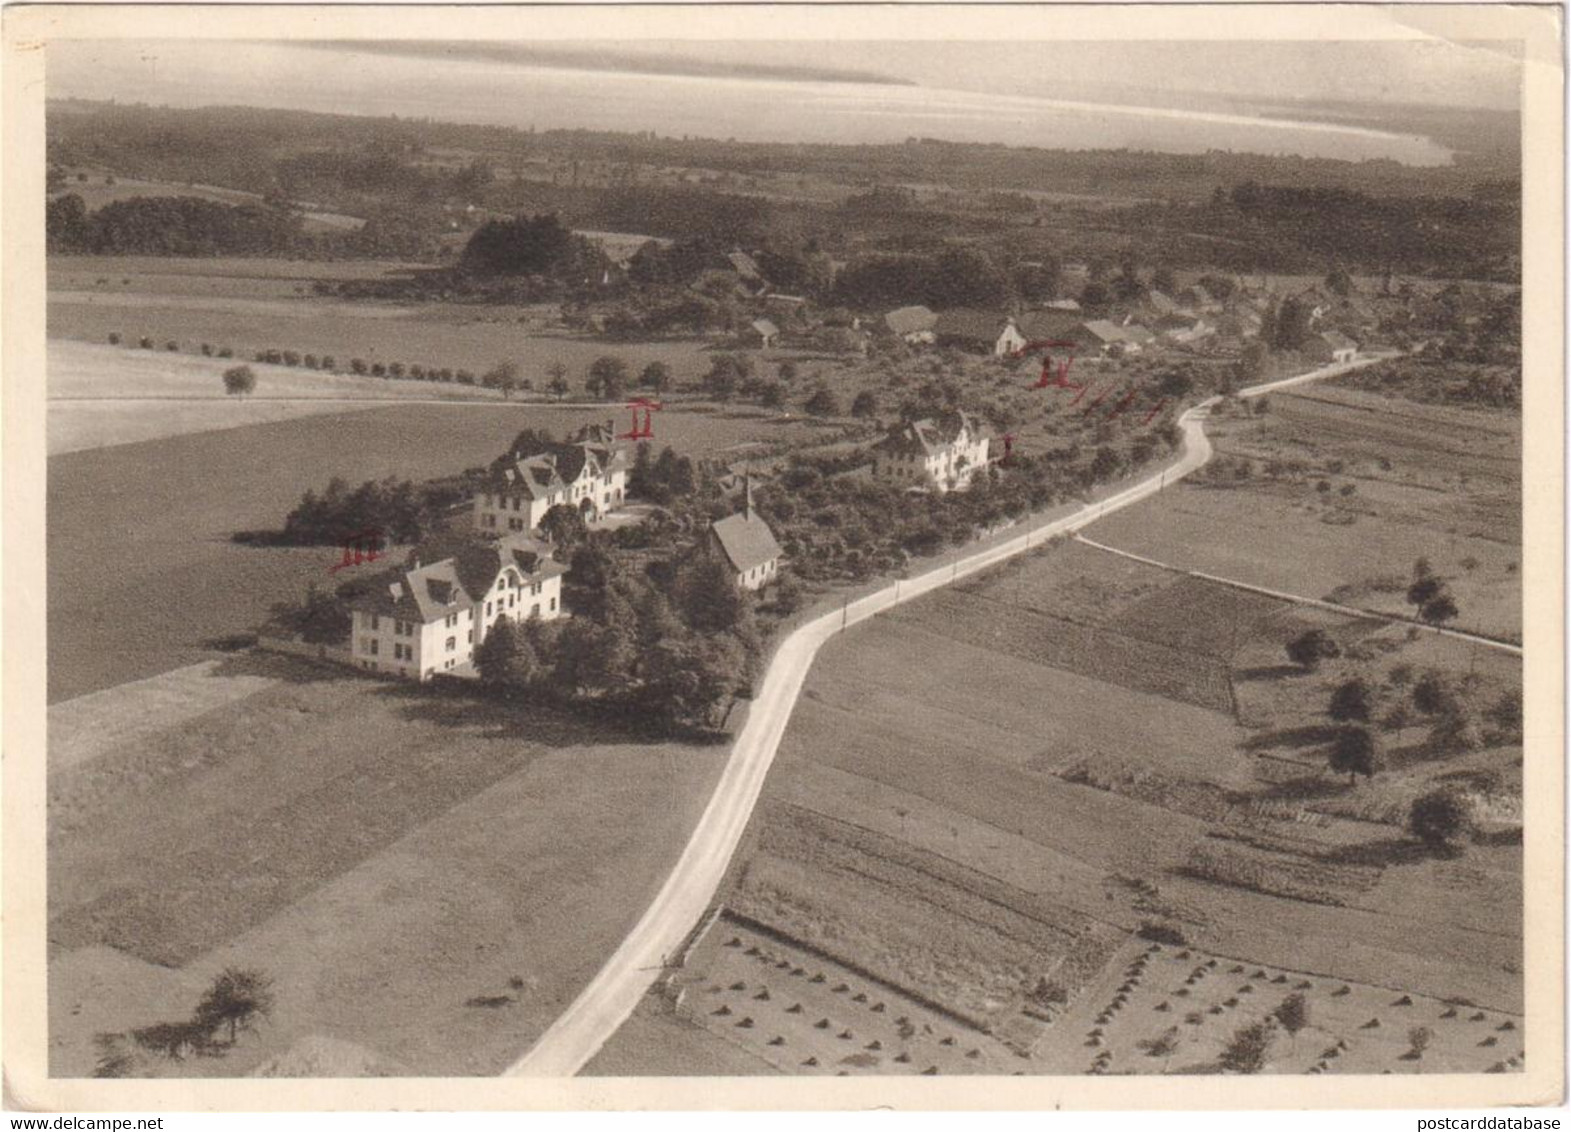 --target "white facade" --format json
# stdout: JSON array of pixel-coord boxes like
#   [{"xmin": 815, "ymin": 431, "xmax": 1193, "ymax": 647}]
[
  {"xmin": 473, "ymin": 464, "xmax": 625, "ymax": 535},
  {"xmin": 349, "ymin": 562, "xmax": 563, "ymax": 681},
  {"xmin": 872, "ymin": 421, "xmax": 990, "ymax": 494}
]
